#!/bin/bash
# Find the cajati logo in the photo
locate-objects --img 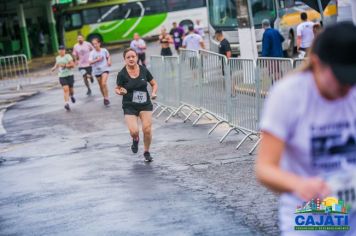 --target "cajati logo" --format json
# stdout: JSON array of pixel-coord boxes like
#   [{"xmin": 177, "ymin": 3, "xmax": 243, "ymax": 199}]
[{"xmin": 294, "ymin": 197, "xmax": 350, "ymax": 231}]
